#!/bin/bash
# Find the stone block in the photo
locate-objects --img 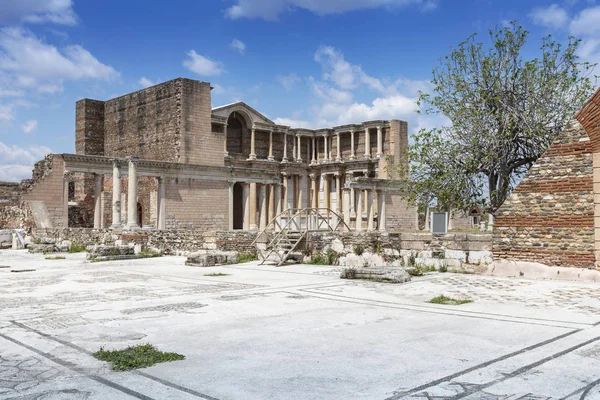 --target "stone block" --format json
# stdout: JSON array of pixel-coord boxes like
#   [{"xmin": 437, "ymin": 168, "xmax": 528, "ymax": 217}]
[
  {"xmin": 445, "ymin": 250, "xmax": 467, "ymax": 262},
  {"xmin": 186, "ymin": 250, "xmax": 238, "ymax": 267},
  {"xmin": 468, "ymin": 251, "xmax": 493, "ymax": 265},
  {"xmin": 340, "ymin": 267, "xmax": 411, "ymax": 283}
]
